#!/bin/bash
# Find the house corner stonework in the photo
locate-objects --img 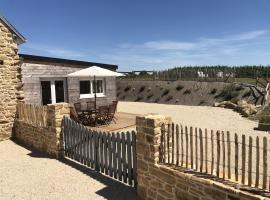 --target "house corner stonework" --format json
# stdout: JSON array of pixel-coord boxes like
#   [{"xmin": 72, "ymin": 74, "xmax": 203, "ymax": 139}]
[{"xmin": 0, "ymin": 20, "xmax": 24, "ymax": 140}]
